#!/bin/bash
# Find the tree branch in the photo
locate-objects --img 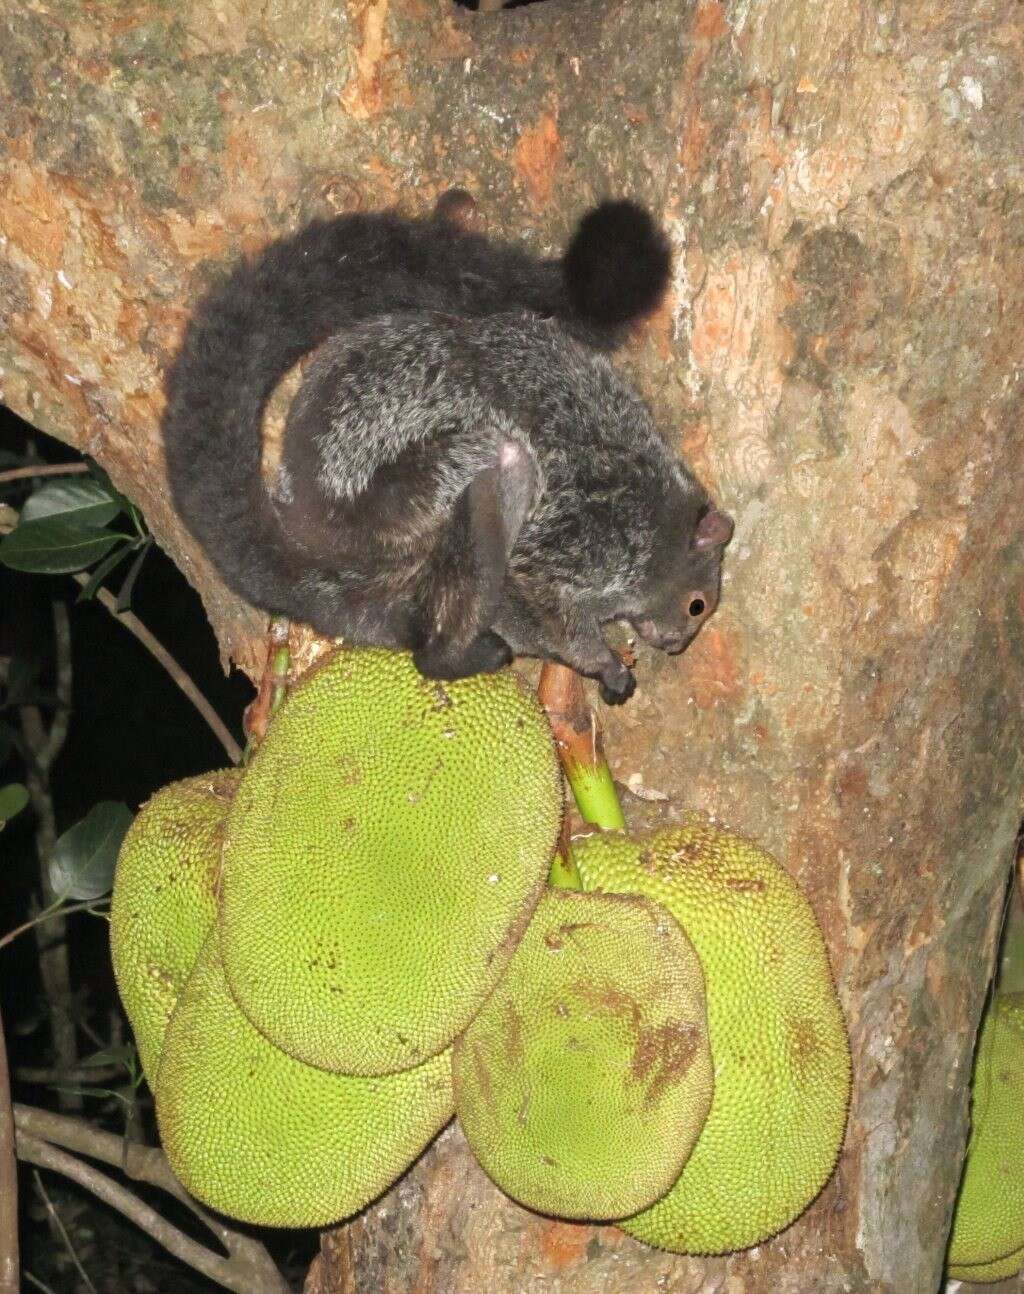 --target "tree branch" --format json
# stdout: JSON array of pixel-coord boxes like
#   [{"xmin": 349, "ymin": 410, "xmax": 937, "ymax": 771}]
[
  {"xmin": 0, "ymin": 463, "xmax": 90, "ymax": 486},
  {"xmin": 21, "ymin": 599, "xmax": 79, "ymax": 1111},
  {"xmin": 14, "ymin": 1063, "xmax": 124, "ymax": 1086},
  {"xmin": 13, "ymin": 1106, "xmax": 288, "ymax": 1294},
  {"xmin": 0, "ymin": 496, "xmax": 242, "ymax": 764},
  {"xmin": 30, "ymin": 1169, "xmax": 97, "ymax": 1294},
  {"xmin": 0, "ymin": 1010, "xmax": 18, "ymax": 1294},
  {"xmin": 42, "ymin": 600, "xmax": 72, "ymax": 770},
  {"xmin": 71, "ymin": 575, "xmax": 243, "ymax": 765},
  {"xmin": 22, "ymin": 1271, "xmax": 58, "ymax": 1294}
]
